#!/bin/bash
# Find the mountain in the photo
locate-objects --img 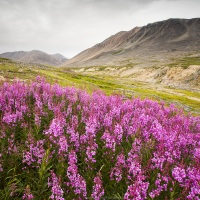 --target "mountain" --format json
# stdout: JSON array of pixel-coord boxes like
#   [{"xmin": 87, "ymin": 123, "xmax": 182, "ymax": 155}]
[
  {"xmin": 0, "ymin": 50, "xmax": 68, "ymax": 66},
  {"xmin": 52, "ymin": 53, "xmax": 68, "ymax": 64},
  {"xmin": 63, "ymin": 18, "xmax": 200, "ymax": 67}
]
